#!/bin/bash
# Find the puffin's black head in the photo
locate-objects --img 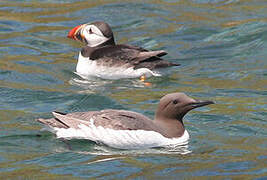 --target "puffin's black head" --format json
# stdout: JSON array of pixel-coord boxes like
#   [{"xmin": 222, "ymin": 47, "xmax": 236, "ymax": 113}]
[
  {"xmin": 155, "ymin": 92, "xmax": 214, "ymax": 121},
  {"xmin": 67, "ymin": 21, "xmax": 115, "ymax": 47}
]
